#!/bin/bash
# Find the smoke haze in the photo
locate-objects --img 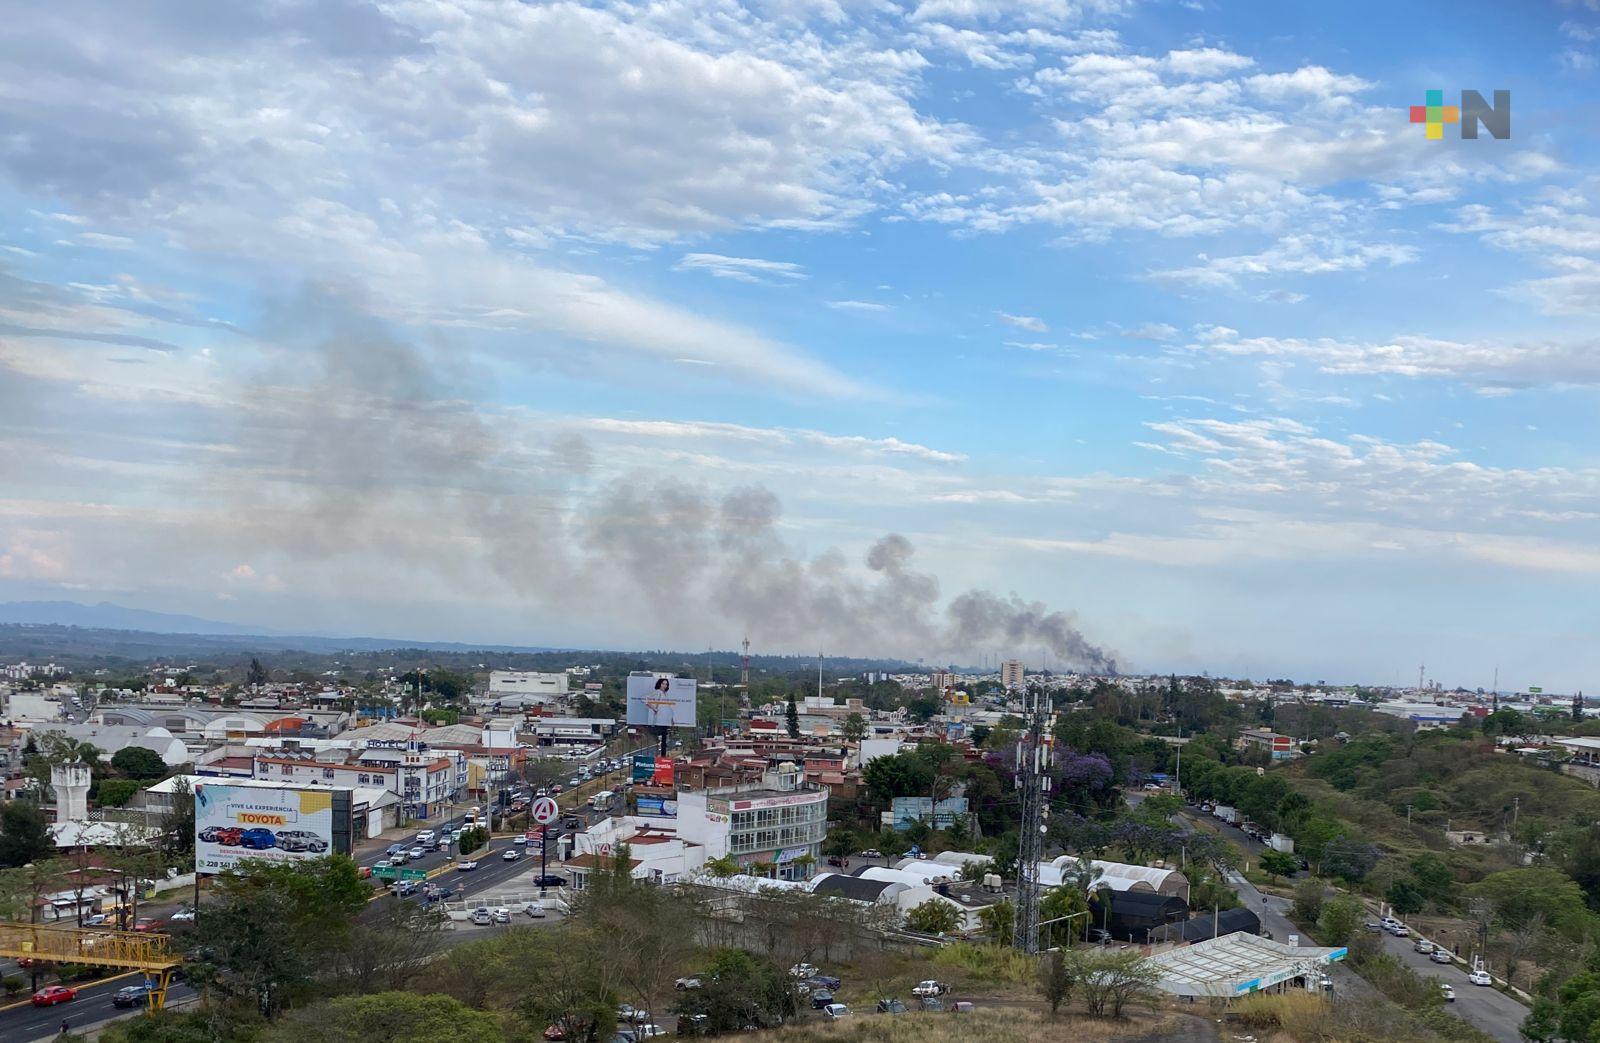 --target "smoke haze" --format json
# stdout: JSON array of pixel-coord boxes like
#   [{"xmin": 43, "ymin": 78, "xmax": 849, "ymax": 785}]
[{"xmin": 217, "ymin": 287, "xmax": 1119, "ymax": 672}]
